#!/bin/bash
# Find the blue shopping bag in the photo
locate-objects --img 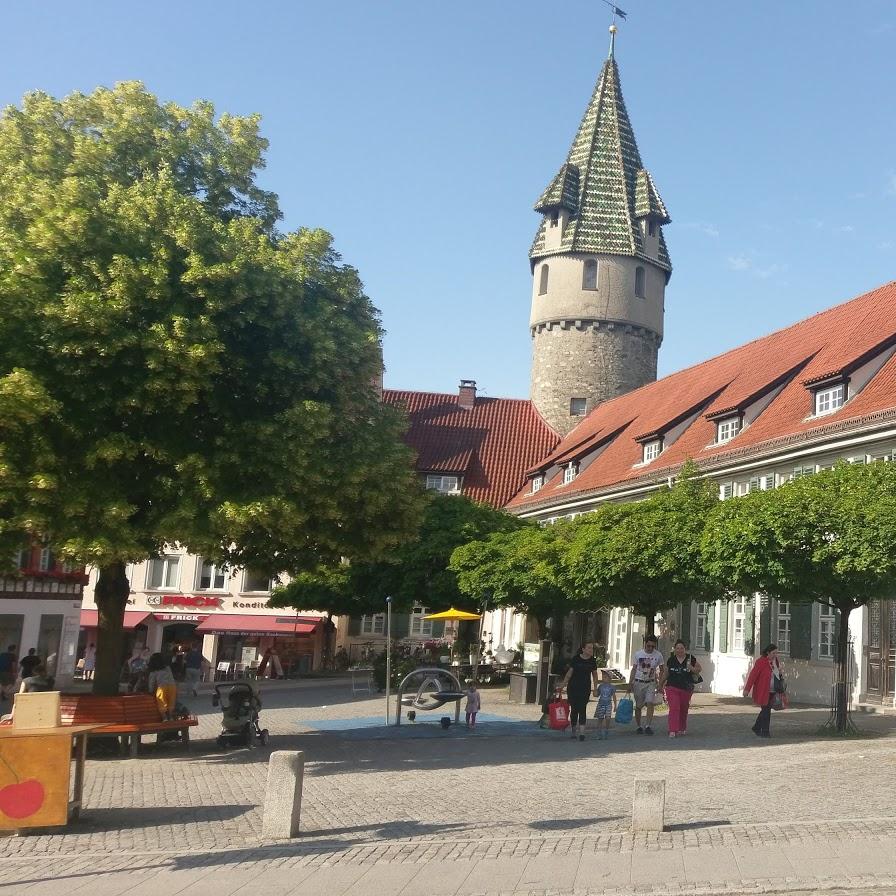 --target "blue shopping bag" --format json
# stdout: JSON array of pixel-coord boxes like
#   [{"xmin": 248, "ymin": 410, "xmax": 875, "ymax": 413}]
[{"xmin": 615, "ymin": 696, "xmax": 634, "ymax": 724}]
